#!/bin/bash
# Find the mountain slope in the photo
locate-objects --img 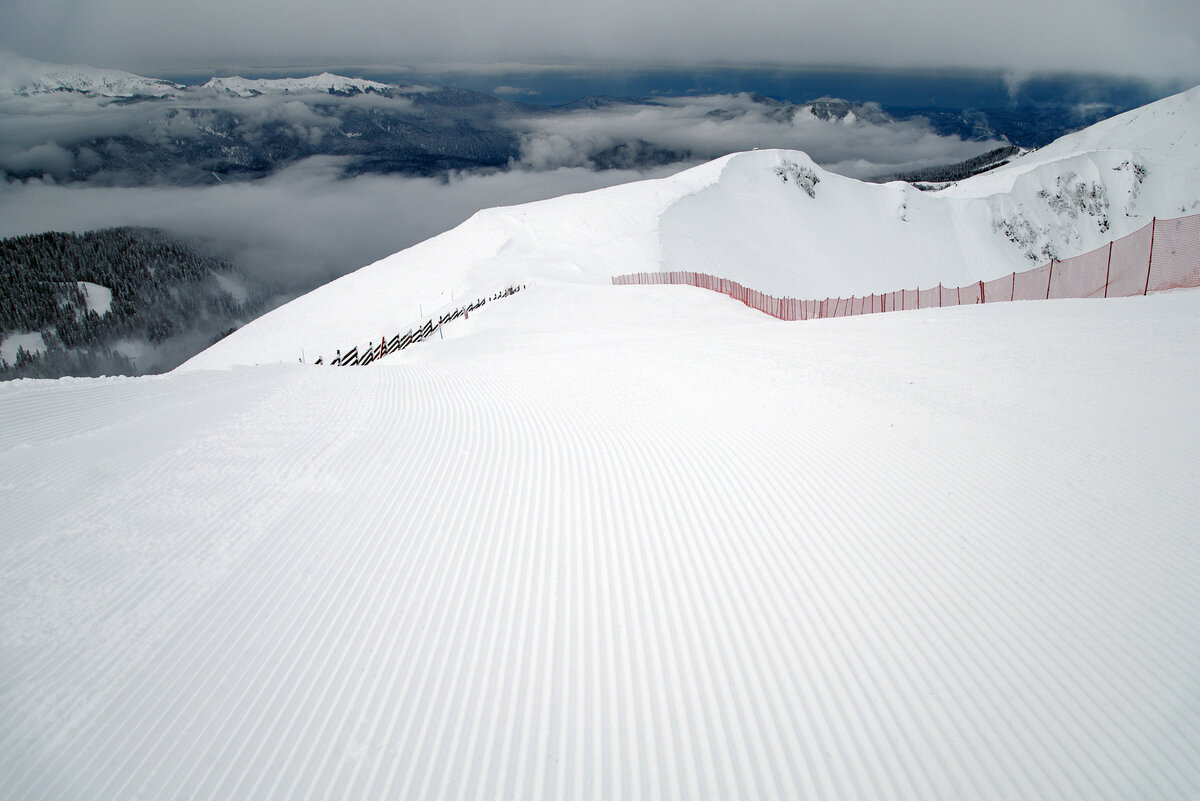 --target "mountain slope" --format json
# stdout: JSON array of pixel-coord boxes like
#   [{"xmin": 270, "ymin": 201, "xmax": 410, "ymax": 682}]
[
  {"xmin": 201, "ymin": 73, "xmax": 396, "ymax": 97},
  {"xmin": 3, "ymin": 286, "xmax": 1200, "ymax": 800},
  {"xmin": 184, "ymin": 84, "xmax": 1200, "ymax": 371},
  {"xmin": 0, "ymin": 49, "xmax": 181, "ymax": 97},
  {"xmin": 2, "ymin": 83, "xmax": 1199, "ymax": 801},
  {"xmin": 0, "ymin": 227, "xmax": 264, "ymax": 378}
]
